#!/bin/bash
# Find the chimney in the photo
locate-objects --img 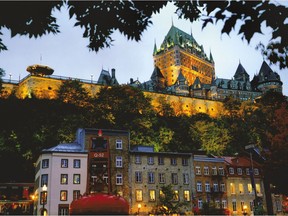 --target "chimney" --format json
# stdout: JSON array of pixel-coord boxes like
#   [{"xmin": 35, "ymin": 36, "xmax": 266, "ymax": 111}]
[
  {"xmin": 130, "ymin": 78, "xmax": 134, "ymax": 84},
  {"xmin": 111, "ymin": 68, "xmax": 115, "ymax": 78}
]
